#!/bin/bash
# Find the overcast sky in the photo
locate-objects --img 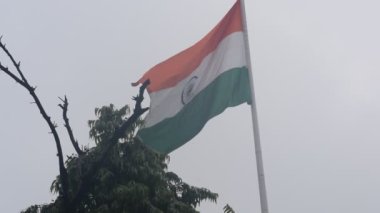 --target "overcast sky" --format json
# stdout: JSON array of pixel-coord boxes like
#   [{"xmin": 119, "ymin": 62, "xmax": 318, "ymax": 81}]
[{"xmin": 1, "ymin": 0, "xmax": 380, "ymax": 212}]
